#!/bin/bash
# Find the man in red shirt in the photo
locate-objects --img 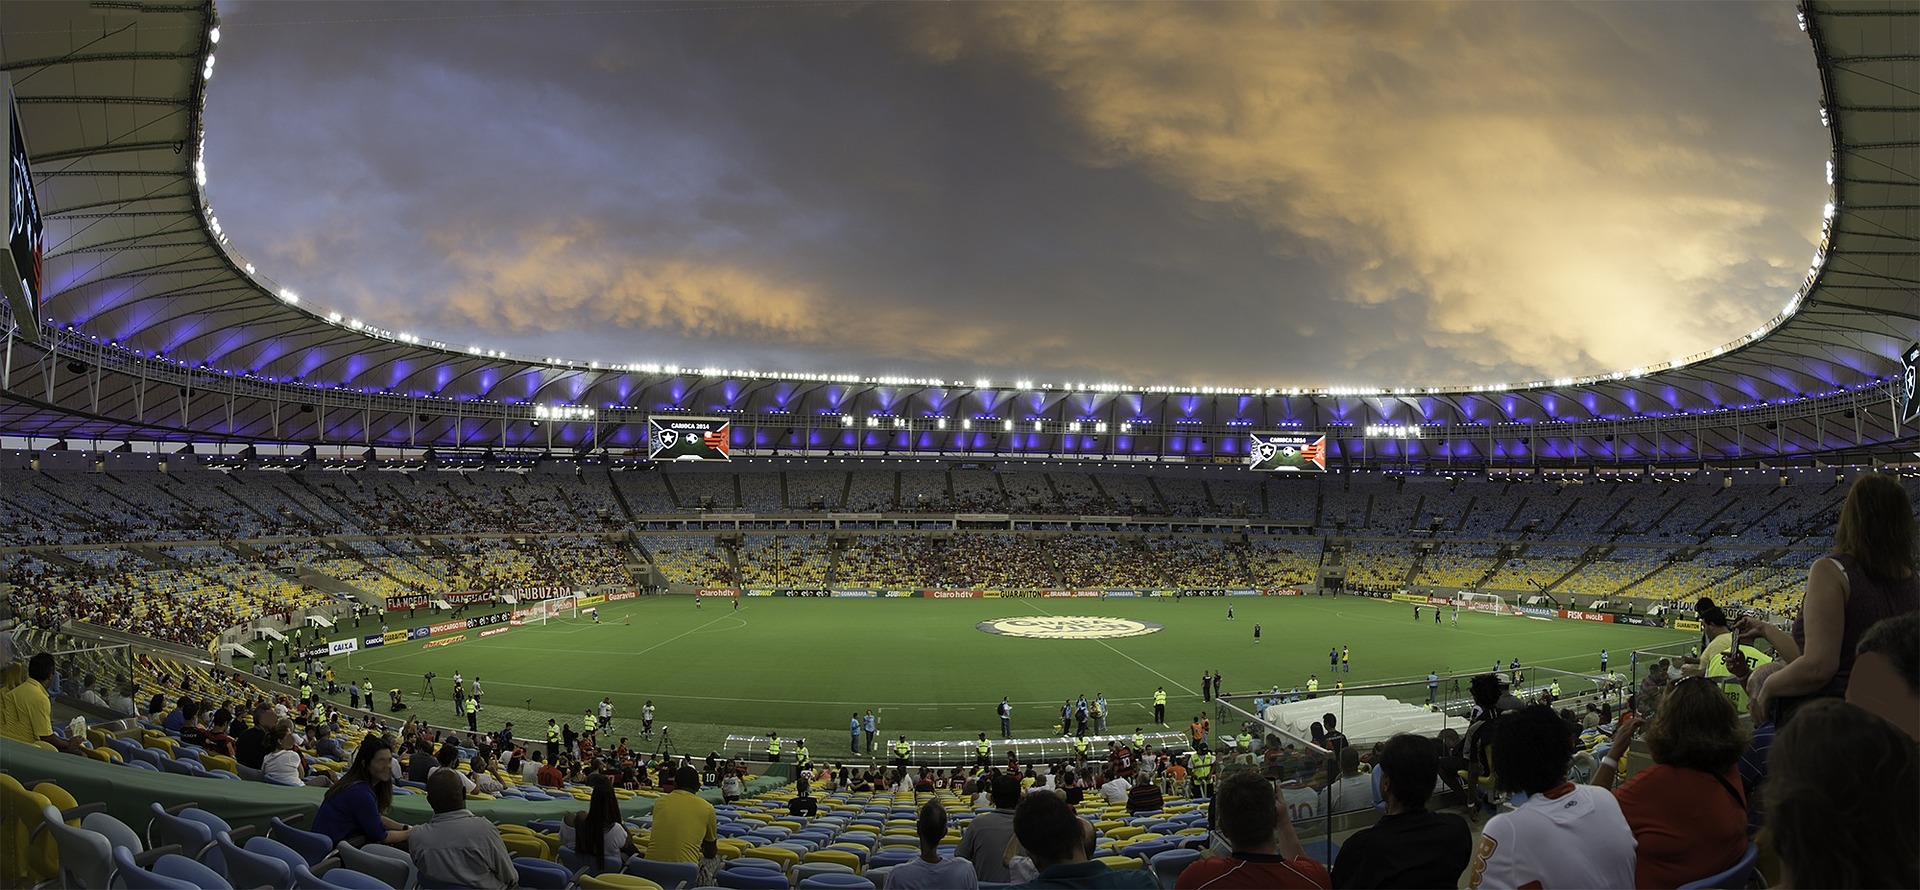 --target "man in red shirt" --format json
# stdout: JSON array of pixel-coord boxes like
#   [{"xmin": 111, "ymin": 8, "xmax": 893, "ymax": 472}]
[
  {"xmin": 1176, "ymin": 771, "xmax": 1330, "ymax": 889},
  {"xmin": 536, "ymin": 755, "xmax": 565, "ymax": 788}
]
